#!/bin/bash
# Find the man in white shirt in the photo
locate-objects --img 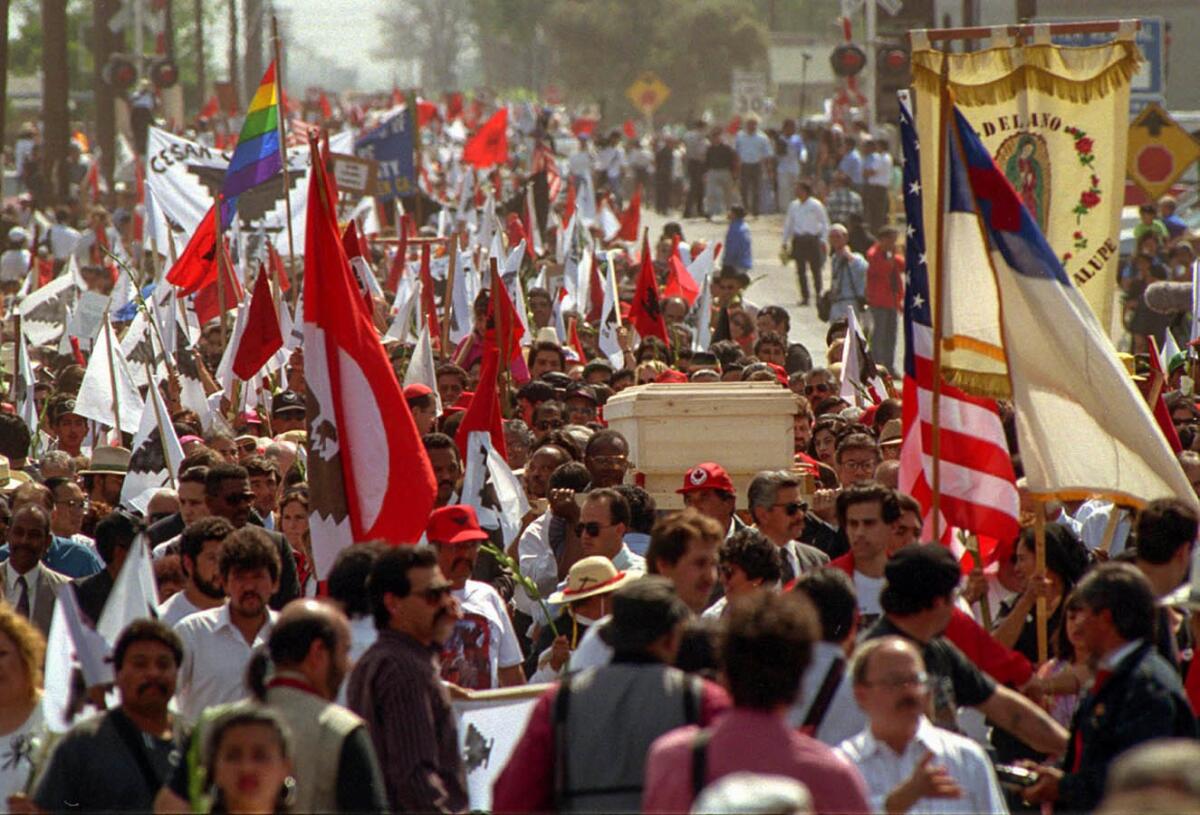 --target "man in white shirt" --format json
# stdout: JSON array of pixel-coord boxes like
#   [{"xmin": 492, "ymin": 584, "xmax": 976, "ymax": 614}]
[
  {"xmin": 579, "ymin": 489, "xmax": 646, "ymax": 573},
  {"xmin": 838, "ymin": 636, "xmax": 1009, "ymax": 815},
  {"xmin": 734, "ymin": 117, "xmax": 772, "ymax": 217},
  {"xmin": 781, "ymin": 181, "xmax": 829, "ymax": 306},
  {"xmin": 158, "ymin": 517, "xmax": 233, "ymax": 627},
  {"xmin": 862, "ymin": 139, "xmax": 894, "ymax": 233},
  {"xmin": 566, "ymin": 136, "xmax": 593, "ymax": 186},
  {"xmin": 173, "ymin": 526, "xmax": 279, "ymax": 721},
  {"xmin": 829, "ymin": 482, "xmax": 899, "ymax": 626},
  {"xmin": 682, "ymin": 120, "xmax": 709, "ymax": 218},
  {"xmin": 515, "ymin": 461, "xmax": 590, "ymax": 623},
  {"xmin": 428, "ymin": 504, "xmax": 525, "ymax": 690}
]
